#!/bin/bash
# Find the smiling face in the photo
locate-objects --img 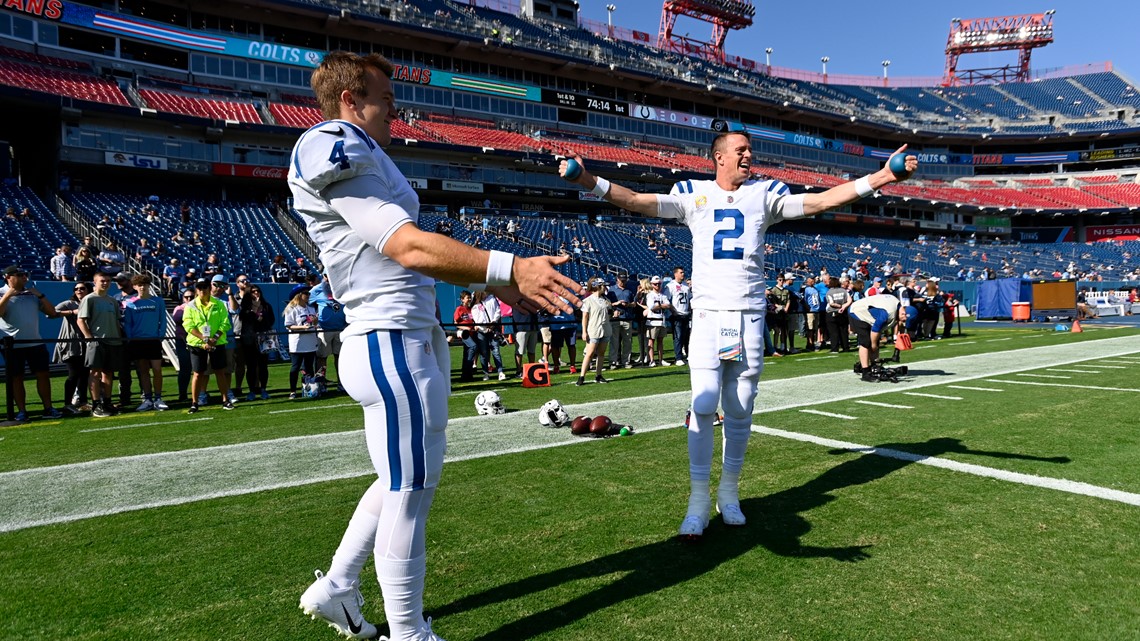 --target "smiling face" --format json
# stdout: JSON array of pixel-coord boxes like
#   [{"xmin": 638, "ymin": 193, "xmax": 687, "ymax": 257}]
[
  {"xmin": 712, "ymin": 133, "xmax": 753, "ymax": 188},
  {"xmin": 342, "ymin": 66, "xmax": 397, "ymax": 147}
]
